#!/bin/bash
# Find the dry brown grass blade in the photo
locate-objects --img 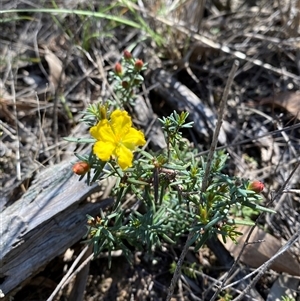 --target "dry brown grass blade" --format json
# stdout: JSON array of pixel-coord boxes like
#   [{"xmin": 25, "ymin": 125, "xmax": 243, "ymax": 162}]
[{"xmin": 131, "ymin": 1, "xmax": 300, "ymax": 81}]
